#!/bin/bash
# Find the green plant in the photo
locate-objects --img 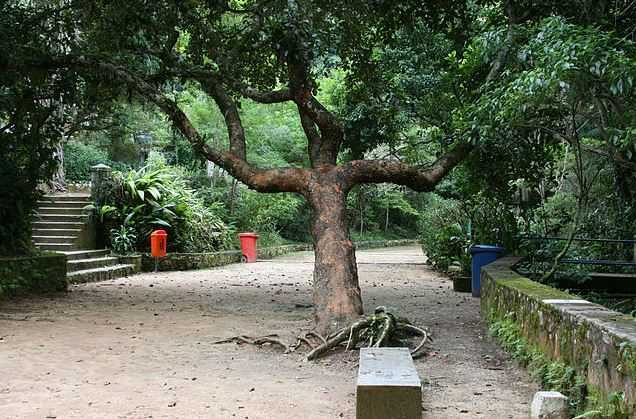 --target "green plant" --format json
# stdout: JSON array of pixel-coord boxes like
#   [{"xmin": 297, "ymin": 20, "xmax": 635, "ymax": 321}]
[
  {"xmin": 233, "ymin": 191, "xmax": 303, "ymax": 234},
  {"xmin": 109, "ymin": 225, "xmax": 137, "ymax": 255},
  {"xmin": 99, "ymin": 159, "xmax": 231, "ymax": 253},
  {"xmin": 419, "ymin": 197, "xmax": 471, "ymax": 273},
  {"xmin": 63, "ymin": 141, "xmax": 112, "ymax": 182},
  {"xmin": 0, "ymin": 254, "xmax": 67, "ymax": 297},
  {"xmin": 573, "ymin": 392, "xmax": 631, "ymax": 419},
  {"xmin": 98, "ymin": 205, "xmax": 120, "ymax": 222},
  {"xmin": 102, "ymin": 165, "xmax": 180, "ymax": 243},
  {"xmin": 489, "ymin": 315, "xmax": 588, "ymax": 415}
]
